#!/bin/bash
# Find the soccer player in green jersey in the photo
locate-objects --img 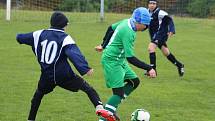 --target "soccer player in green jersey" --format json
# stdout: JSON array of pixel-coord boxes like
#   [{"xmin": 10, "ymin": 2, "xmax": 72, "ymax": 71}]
[{"xmin": 95, "ymin": 7, "xmax": 156, "ymax": 121}]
